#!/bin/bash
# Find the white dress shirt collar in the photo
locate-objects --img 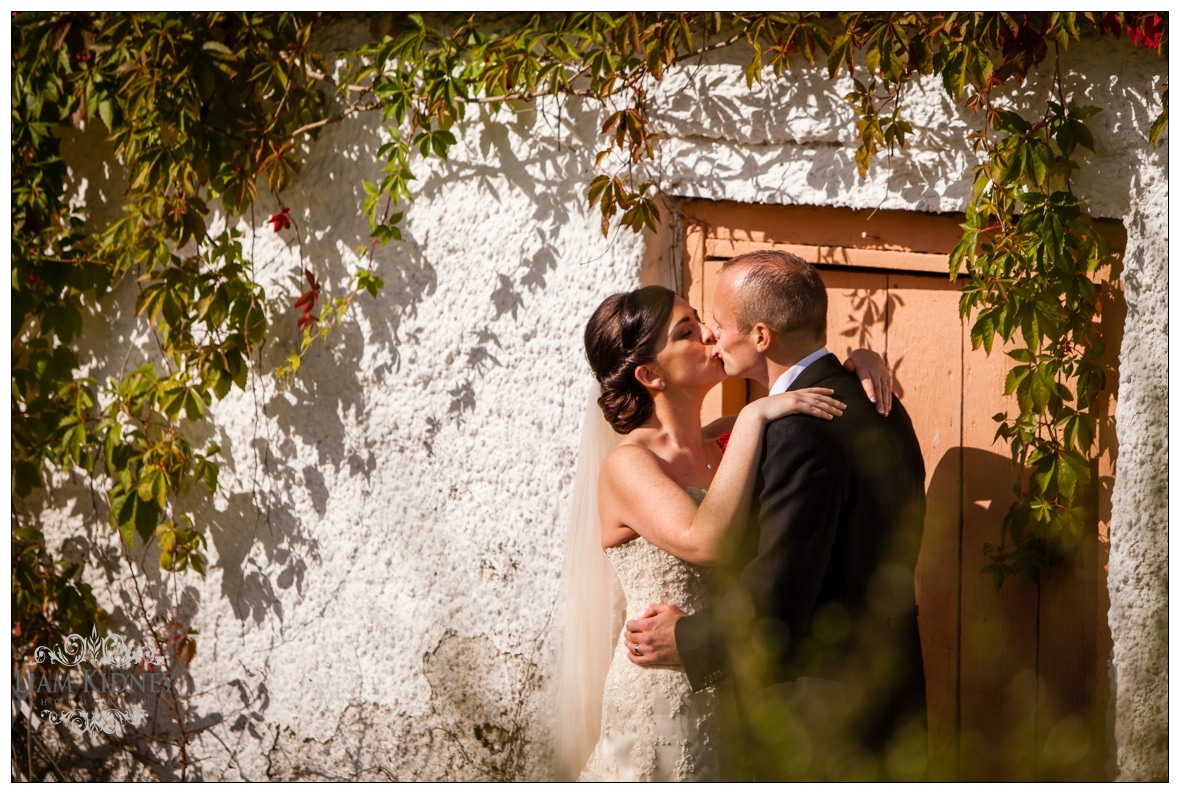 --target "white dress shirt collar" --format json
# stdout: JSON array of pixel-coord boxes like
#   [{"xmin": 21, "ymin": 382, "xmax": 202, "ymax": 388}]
[{"xmin": 768, "ymin": 346, "xmax": 830, "ymax": 396}]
